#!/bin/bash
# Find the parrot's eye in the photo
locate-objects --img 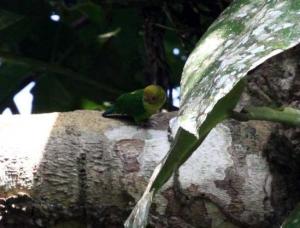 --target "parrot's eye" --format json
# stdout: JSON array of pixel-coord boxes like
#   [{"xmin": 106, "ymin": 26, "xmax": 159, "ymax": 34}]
[{"xmin": 146, "ymin": 95, "xmax": 157, "ymax": 103}]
